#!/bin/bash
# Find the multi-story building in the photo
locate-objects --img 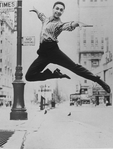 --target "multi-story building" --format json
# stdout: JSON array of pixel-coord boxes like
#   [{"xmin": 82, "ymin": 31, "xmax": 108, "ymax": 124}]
[
  {"xmin": 0, "ymin": 13, "xmax": 14, "ymax": 106},
  {"xmin": 77, "ymin": 0, "xmax": 113, "ymax": 104}
]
